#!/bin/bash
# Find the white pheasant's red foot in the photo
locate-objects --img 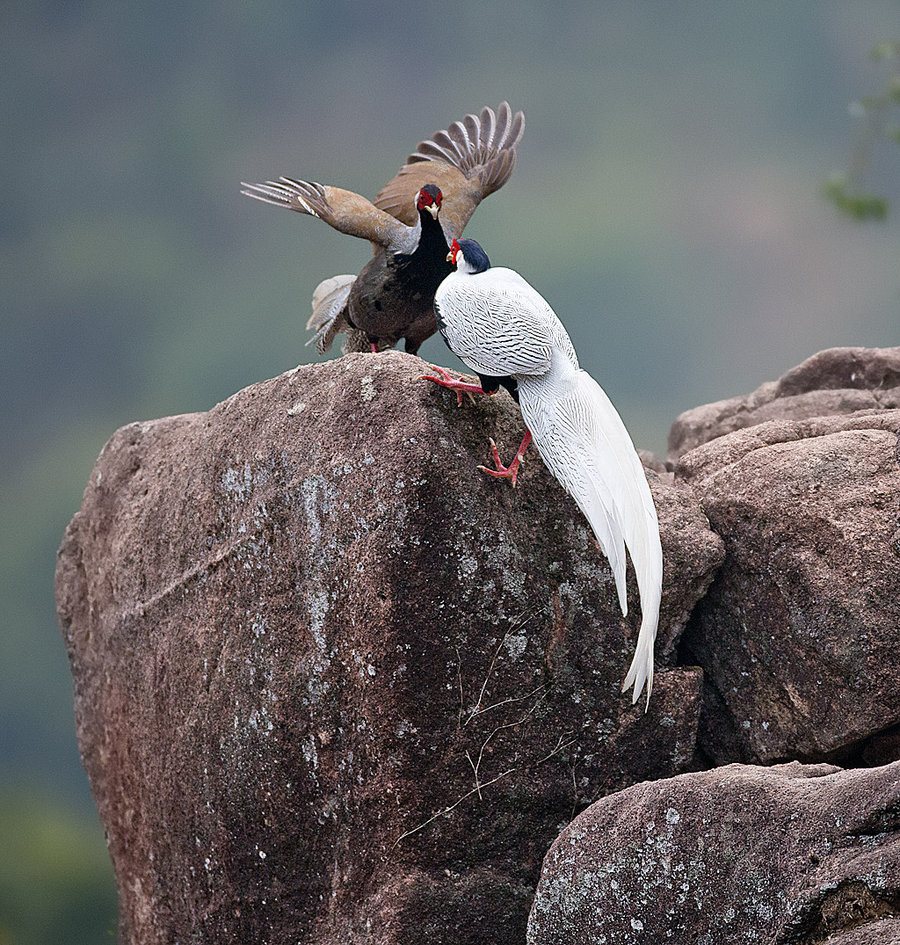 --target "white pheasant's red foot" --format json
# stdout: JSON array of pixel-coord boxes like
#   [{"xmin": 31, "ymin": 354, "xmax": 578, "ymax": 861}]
[
  {"xmin": 417, "ymin": 365, "xmax": 491, "ymax": 406},
  {"xmin": 478, "ymin": 431, "xmax": 533, "ymax": 488}
]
